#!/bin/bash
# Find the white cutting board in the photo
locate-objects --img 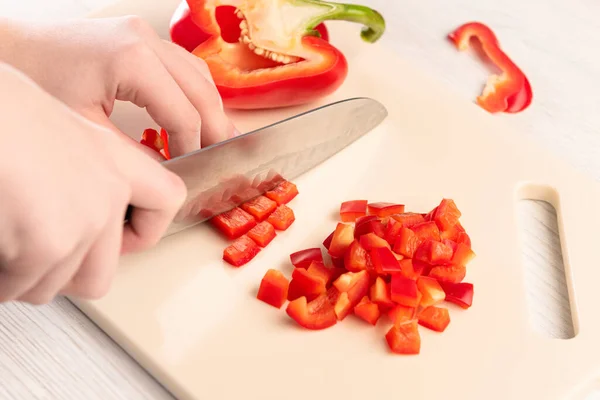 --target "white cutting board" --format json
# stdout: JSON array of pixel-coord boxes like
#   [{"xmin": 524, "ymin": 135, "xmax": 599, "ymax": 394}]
[{"xmin": 73, "ymin": 0, "xmax": 600, "ymax": 399}]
